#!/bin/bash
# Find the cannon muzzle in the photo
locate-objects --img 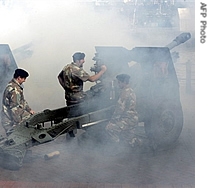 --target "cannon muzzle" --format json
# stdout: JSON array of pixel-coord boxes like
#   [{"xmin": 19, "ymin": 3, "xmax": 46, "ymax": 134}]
[{"xmin": 165, "ymin": 32, "xmax": 191, "ymax": 50}]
